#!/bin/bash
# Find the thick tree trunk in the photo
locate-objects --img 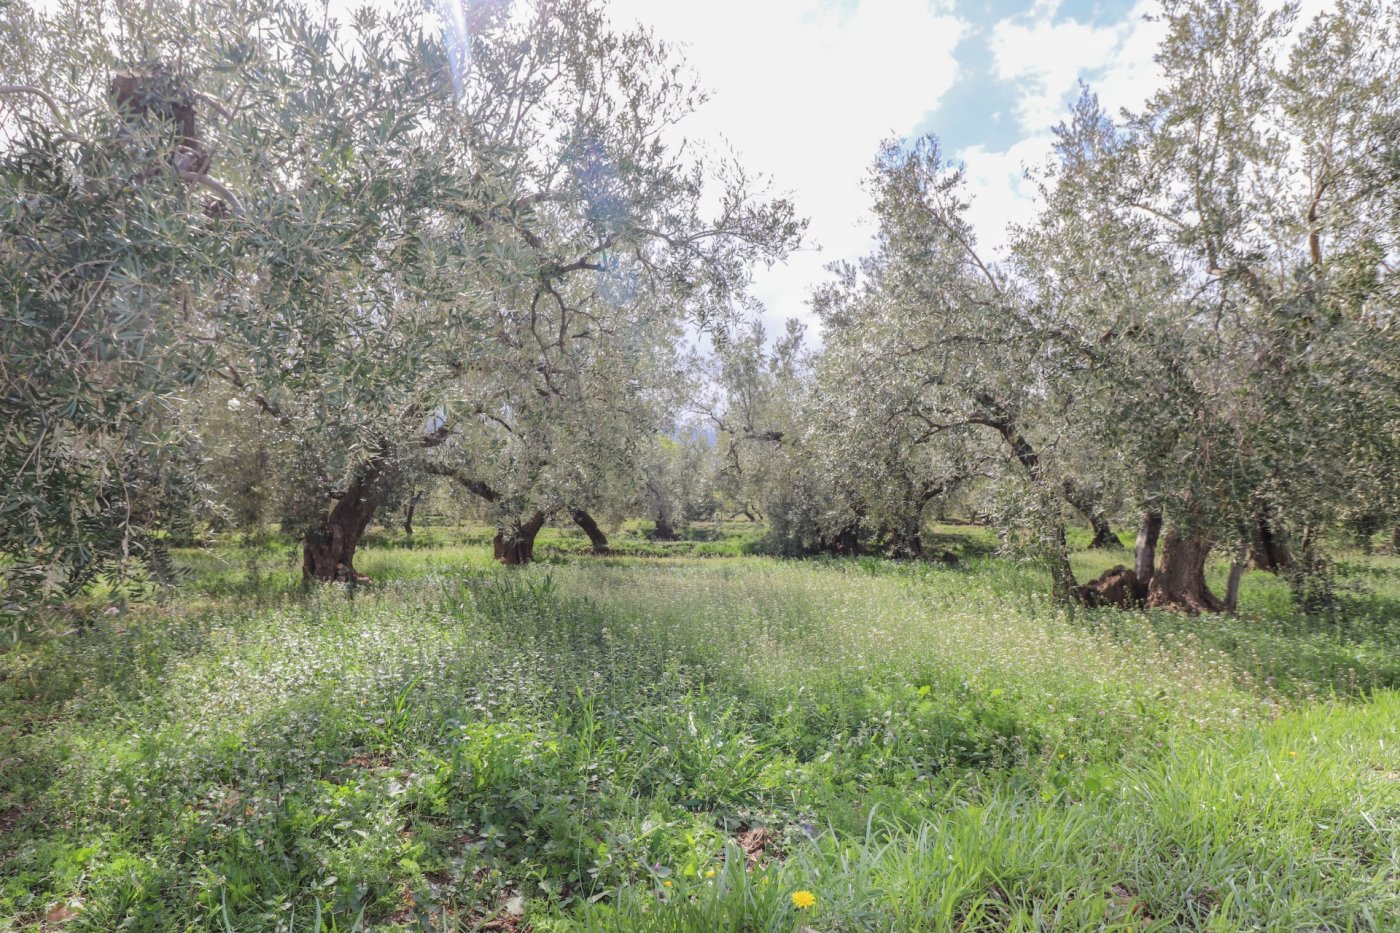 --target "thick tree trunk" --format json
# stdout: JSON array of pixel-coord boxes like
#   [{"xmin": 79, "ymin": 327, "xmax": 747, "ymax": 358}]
[
  {"xmin": 302, "ymin": 454, "xmax": 396, "ymax": 583},
  {"xmin": 1392, "ymin": 525, "xmax": 1400, "ymax": 555},
  {"xmin": 570, "ymin": 508, "xmax": 610, "ymax": 555},
  {"xmin": 654, "ymin": 514, "xmax": 677, "ymax": 541},
  {"xmin": 1134, "ymin": 511, "xmax": 1162, "ymax": 585},
  {"xmin": 823, "ymin": 525, "xmax": 861, "ymax": 555},
  {"xmin": 494, "ymin": 510, "xmax": 546, "ymax": 565},
  {"xmin": 1146, "ymin": 527, "xmax": 1224, "ymax": 612},
  {"xmin": 882, "ymin": 523, "xmax": 923, "ymax": 559},
  {"xmin": 1249, "ymin": 516, "xmax": 1291, "ymax": 573}
]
